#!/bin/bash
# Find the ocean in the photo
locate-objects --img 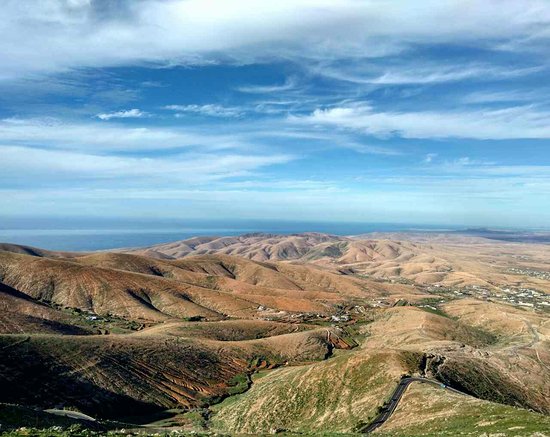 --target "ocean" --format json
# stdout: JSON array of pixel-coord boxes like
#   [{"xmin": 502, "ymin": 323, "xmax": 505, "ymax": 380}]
[{"xmin": 0, "ymin": 218, "xmax": 457, "ymax": 251}]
